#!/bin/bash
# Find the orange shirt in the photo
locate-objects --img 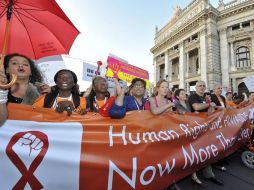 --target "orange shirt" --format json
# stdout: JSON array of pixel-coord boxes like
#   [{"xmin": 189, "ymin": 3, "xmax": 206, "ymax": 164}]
[
  {"xmin": 33, "ymin": 94, "xmax": 86, "ymax": 113},
  {"xmin": 95, "ymin": 99, "xmax": 106, "ymax": 109},
  {"xmin": 93, "ymin": 97, "xmax": 108, "ymax": 109},
  {"xmin": 226, "ymin": 100, "xmax": 237, "ymax": 107}
]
